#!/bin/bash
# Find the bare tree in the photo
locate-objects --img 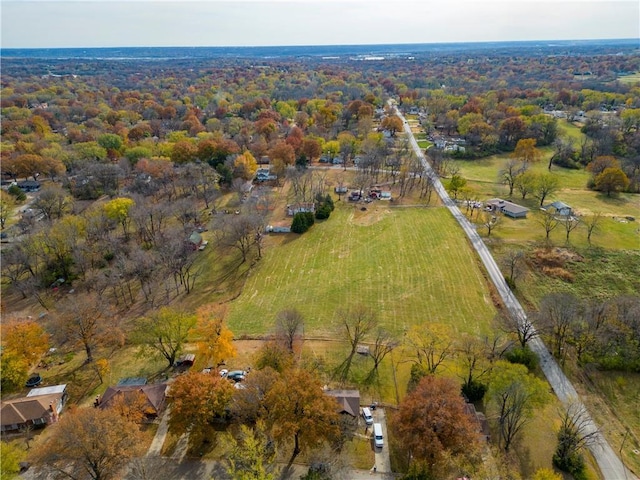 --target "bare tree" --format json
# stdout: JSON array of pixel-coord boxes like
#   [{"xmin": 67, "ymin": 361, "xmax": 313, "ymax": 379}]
[
  {"xmin": 407, "ymin": 324, "xmax": 454, "ymax": 375},
  {"xmin": 497, "ymin": 311, "xmax": 539, "ymax": 349},
  {"xmin": 334, "ymin": 306, "xmax": 377, "ymax": 383},
  {"xmin": 499, "ymin": 159, "xmax": 526, "ymax": 196},
  {"xmin": 31, "ymin": 185, "xmax": 73, "ymax": 220},
  {"xmin": 538, "ymin": 211, "xmax": 559, "ymax": 241},
  {"xmin": 54, "ymin": 292, "xmax": 122, "ymax": 363},
  {"xmin": 583, "ymin": 212, "xmax": 603, "ymax": 245},
  {"xmin": 562, "ymin": 215, "xmax": 581, "ymax": 244},
  {"xmin": 275, "ymin": 309, "xmax": 304, "ymax": 353},
  {"xmin": 364, "ymin": 329, "xmax": 398, "ymax": 384},
  {"xmin": 501, "ymin": 249, "xmax": 525, "ymax": 288},
  {"xmin": 554, "ymin": 403, "xmax": 599, "ymax": 473},
  {"xmin": 482, "ymin": 211, "xmax": 500, "ymax": 236},
  {"xmin": 538, "ymin": 292, "xmax": 580, "ymax": 364}
]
